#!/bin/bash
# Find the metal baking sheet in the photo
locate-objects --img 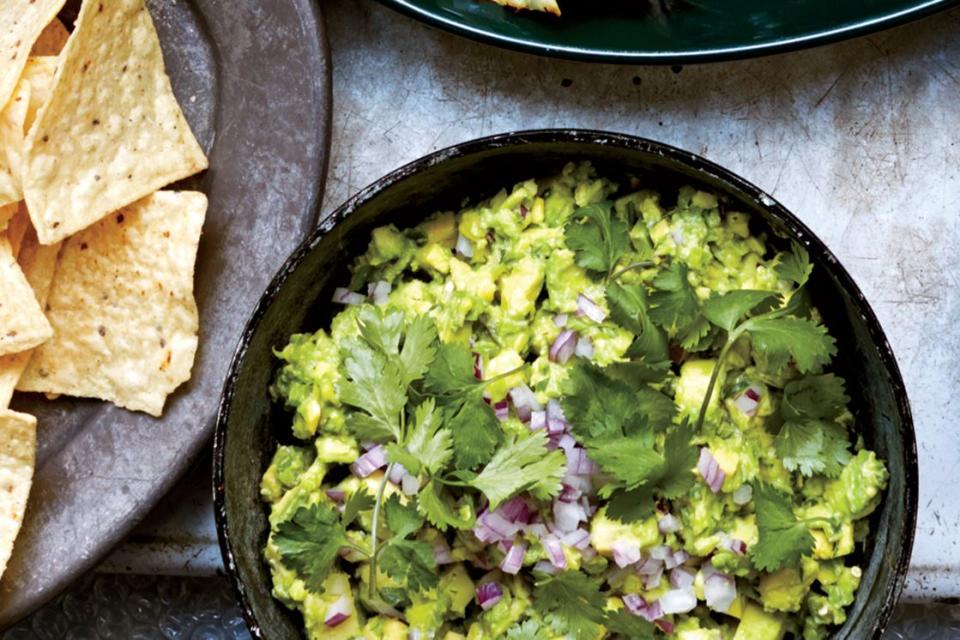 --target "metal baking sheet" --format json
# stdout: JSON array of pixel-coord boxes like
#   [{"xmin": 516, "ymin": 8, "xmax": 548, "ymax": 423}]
[{"xmin": 0, "ymin": 0, "xmax": 331, "ymax": 626}]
